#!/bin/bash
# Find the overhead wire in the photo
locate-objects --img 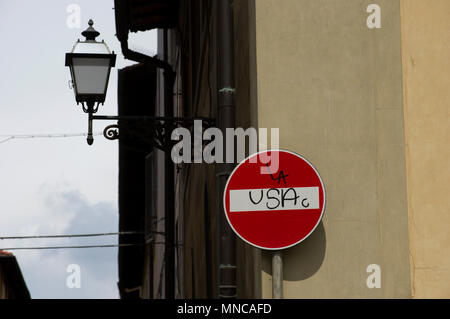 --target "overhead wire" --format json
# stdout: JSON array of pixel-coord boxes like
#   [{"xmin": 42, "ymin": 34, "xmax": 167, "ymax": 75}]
[
  {"xmin": 0, "ymin": 132, "xmax": 103, "ymax": 144},
  {"xmin": 0, "ymin": 242, "xmax": 189, "ymax": 251},
  {"xmin": 0, "ymin": 231, "xmax": 143, "ymax": 240},
  {"xmin": 0, "ymin": 244, "xmax": 140, "ymax": 251},
  {"xmin": 0, "ymin": 227, "xmax": 167, "ymax": 251}
]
